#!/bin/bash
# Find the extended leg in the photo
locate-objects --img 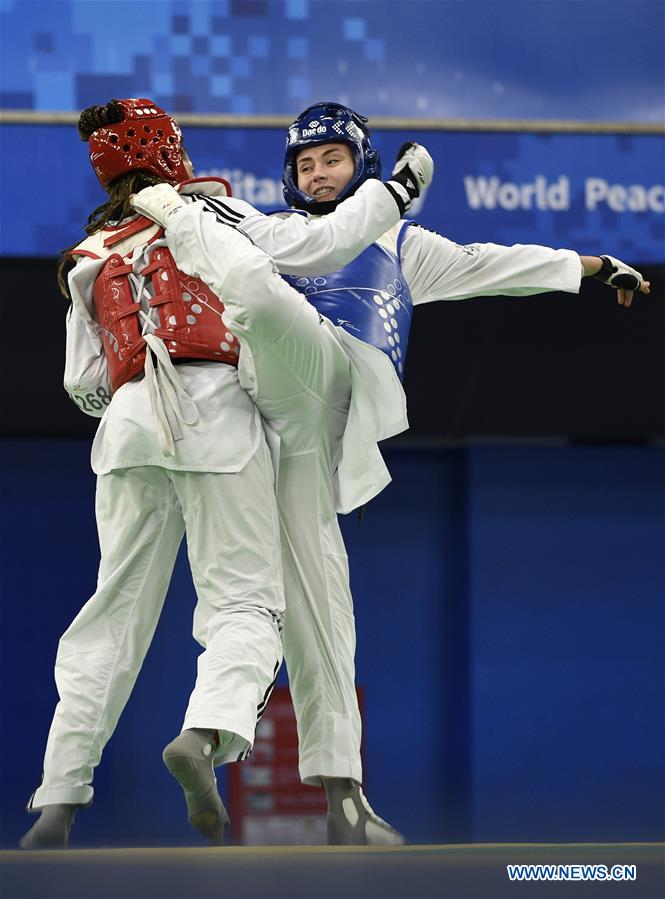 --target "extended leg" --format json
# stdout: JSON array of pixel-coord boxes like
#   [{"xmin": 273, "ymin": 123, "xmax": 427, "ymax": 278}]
[
  {"xmin": 278, "ymin": 452, "xmax": 362, "ymax": 786},
  {"xmin": 278, "ymin": 453, "xmax": 404, "ymax": 844}
]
